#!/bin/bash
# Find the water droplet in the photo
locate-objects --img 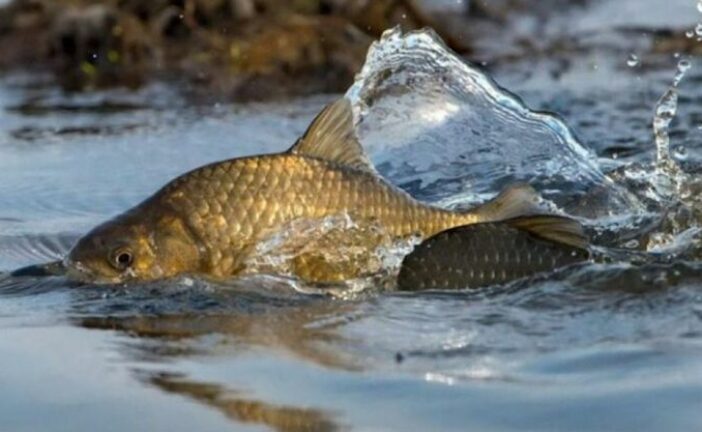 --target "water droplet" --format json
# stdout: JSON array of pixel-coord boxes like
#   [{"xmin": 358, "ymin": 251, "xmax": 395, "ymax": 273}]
[
  {"xmin": 624, "ymin": 239, "xmax": 639, "ymax": 249},
  {"xmin": 696, "ymin": 23, "xmax": 702, "ymax": 36},
  {"xmin": 697, "ymin": 1, "xmax": 702, "ymax": 13},
  {"xmin": 651, "ymin": 55, "xmax": 692, "ymax": 198},
  {"xmin": 674, "ymin": 52, "xmax": 681, "ymax": 58},
  {"xmin": 652, "ymin": 87, "xmax": 683, "ymax": 195},
  {"xmin": 673, "ymin": 145, "xmax": 688, "ymax": 160},
  {"xmin": 687, "ymin": 30, "xmax": 695, "ymax": 38},
  {"xmin": 626, "ymin": 53, "xmax": 639, "ymax": 67},
  {"xmin": 673, "ymin": 58, "xmax": 692, "ymax": 87}
]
